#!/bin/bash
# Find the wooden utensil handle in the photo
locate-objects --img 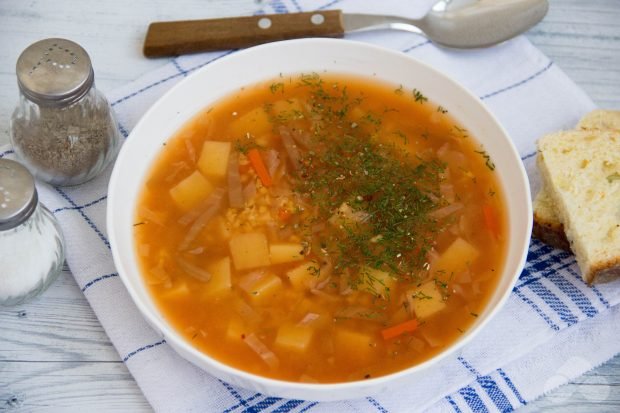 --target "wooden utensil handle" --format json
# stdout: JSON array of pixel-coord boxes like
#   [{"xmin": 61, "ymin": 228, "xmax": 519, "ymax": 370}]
[{"xmin": 144, "ymin": 10, "xmax": 345, "ymax": 57}]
